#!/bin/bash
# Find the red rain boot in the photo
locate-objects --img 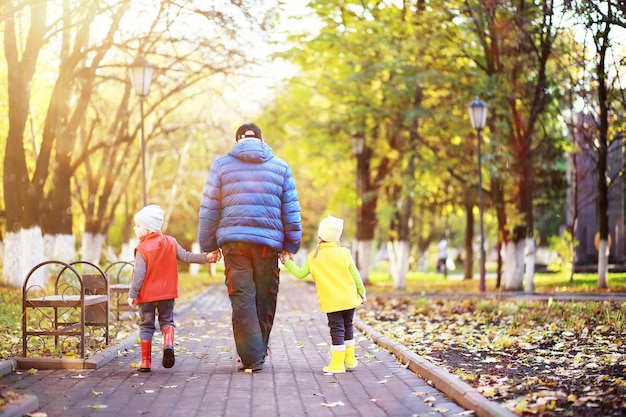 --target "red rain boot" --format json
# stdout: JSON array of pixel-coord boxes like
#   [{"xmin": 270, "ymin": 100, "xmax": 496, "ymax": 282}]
[
  {"xmin": 162, "ymin": 326, "xmax": 175, "ymax": 368},
  {"xmin": 139, "ymin": 339, "xmax": 152, "ymax": 372}
]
